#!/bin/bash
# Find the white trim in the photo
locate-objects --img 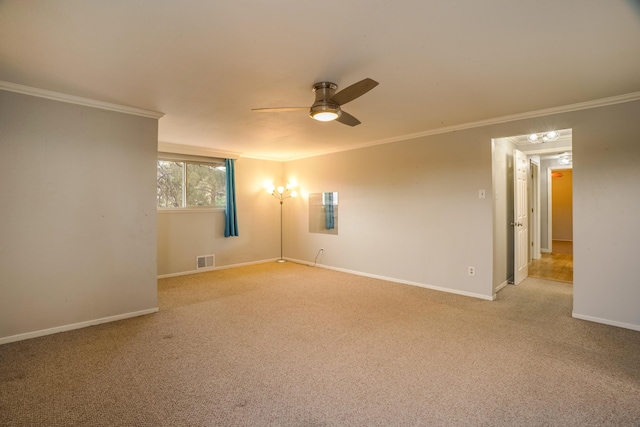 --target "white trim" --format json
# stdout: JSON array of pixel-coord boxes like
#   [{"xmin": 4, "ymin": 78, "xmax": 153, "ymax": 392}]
[
  {"xmin": 239, "ymin": 153, "xmax": 286, "ymax": 162},
  {"xmin": 547, "ymin": 167, "xmax": 553, "ymax": 252},
  {"xmin": 160, "ymin": 258, "xmax": 495, "ymax": 300},
  {"xmin": 0, "ymin": 308, "xmax": 159, "ymax": 345},
  {"xmin": 286, "ymin": 257, "xmax": 495, "ymax": 301},
  {"xmin": 0, "ymin": 80, "xmax": 164, "ymax": 119},
  {"xmin": 494, "ymin": 280, "xmax": 509, "ymax": 295},
  {"xmin": 530, "ymin": 161, "xmax": 541, "ymax": 260},
  {"xmin": 276, "ymin": 91, "xmax": 640, "ymax": 161},
  {"xmin": 157, "ymin": 258, "xmax": 279, "ymax": 279},
  {"xmin": 158, "ymin": 141, "xmax": 240, "ymax": 160},
  {"xmin": 540, "ymin": 248, "xmax": 551, "ymax": 253},
  {"xmin": 572, "ymin": 312, "xmax": 640, "ymax": 332}
]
